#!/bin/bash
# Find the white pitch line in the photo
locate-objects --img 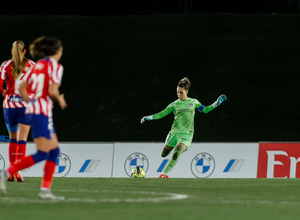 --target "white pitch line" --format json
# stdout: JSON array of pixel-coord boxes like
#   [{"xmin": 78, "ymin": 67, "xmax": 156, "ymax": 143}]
[
  {"xmin": 199, "ymin": 199, "xmax": 300, "ymax": 206},
  {"xmin": 0, "ymin": 189, "xmax": 188, "ymax": 204},
  {"xmin": 67, "ymin": 193, "xmax": 188, "ymax": 203}
]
